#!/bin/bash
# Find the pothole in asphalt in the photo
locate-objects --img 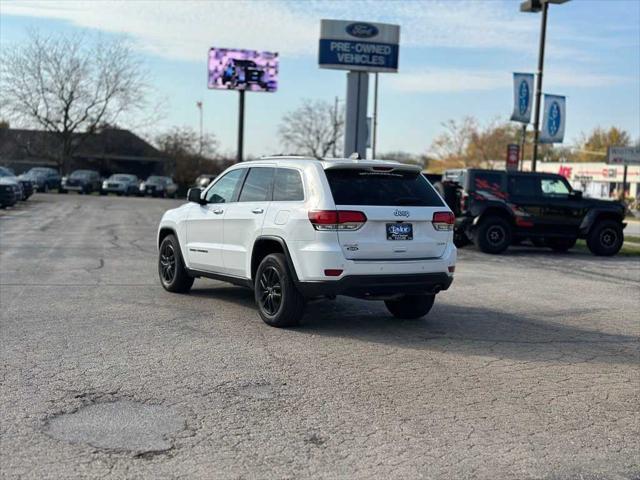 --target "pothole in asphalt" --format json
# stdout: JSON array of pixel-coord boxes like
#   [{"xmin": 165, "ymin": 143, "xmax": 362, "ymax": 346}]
[{"xmin": 45, "ymin": 400, "xmax": 185, "ymax": 455}]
